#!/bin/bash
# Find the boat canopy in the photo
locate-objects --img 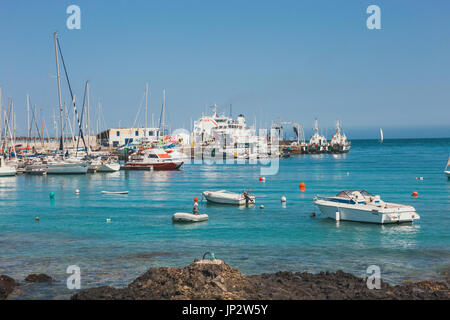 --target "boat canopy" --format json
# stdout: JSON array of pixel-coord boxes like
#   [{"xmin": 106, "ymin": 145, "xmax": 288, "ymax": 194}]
[{"xmin": 336, "ymin": 190, "xmax": 374, "ymax": 198}]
